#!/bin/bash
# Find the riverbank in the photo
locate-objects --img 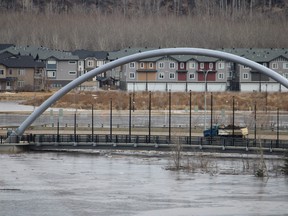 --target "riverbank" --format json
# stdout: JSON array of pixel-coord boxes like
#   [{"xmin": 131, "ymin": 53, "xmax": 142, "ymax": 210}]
[{"xmin": 1, "ymin": 91, "xmax": 288, "ymax": 111}]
